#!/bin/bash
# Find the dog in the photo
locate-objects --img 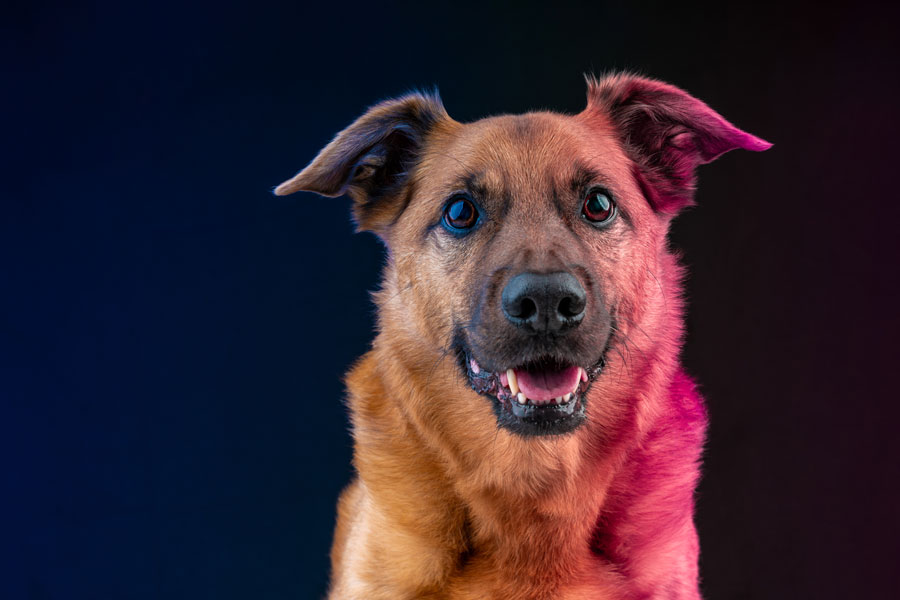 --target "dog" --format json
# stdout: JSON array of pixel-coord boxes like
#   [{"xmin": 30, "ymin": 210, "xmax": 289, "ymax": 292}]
[{"xmin": 275, "ymin": 73, "xmax": 769, "ymax": 599}]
